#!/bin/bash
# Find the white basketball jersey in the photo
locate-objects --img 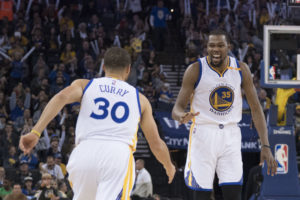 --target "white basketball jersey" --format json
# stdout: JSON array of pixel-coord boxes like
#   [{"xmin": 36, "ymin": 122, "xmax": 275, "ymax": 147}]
[
  {"xmin": 191, "ymin": 56, "xmax": 243, "ymax": 124},
  {"xmin": 75, "ymin": 77, "xmax": 141, "ymax": 151}
]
